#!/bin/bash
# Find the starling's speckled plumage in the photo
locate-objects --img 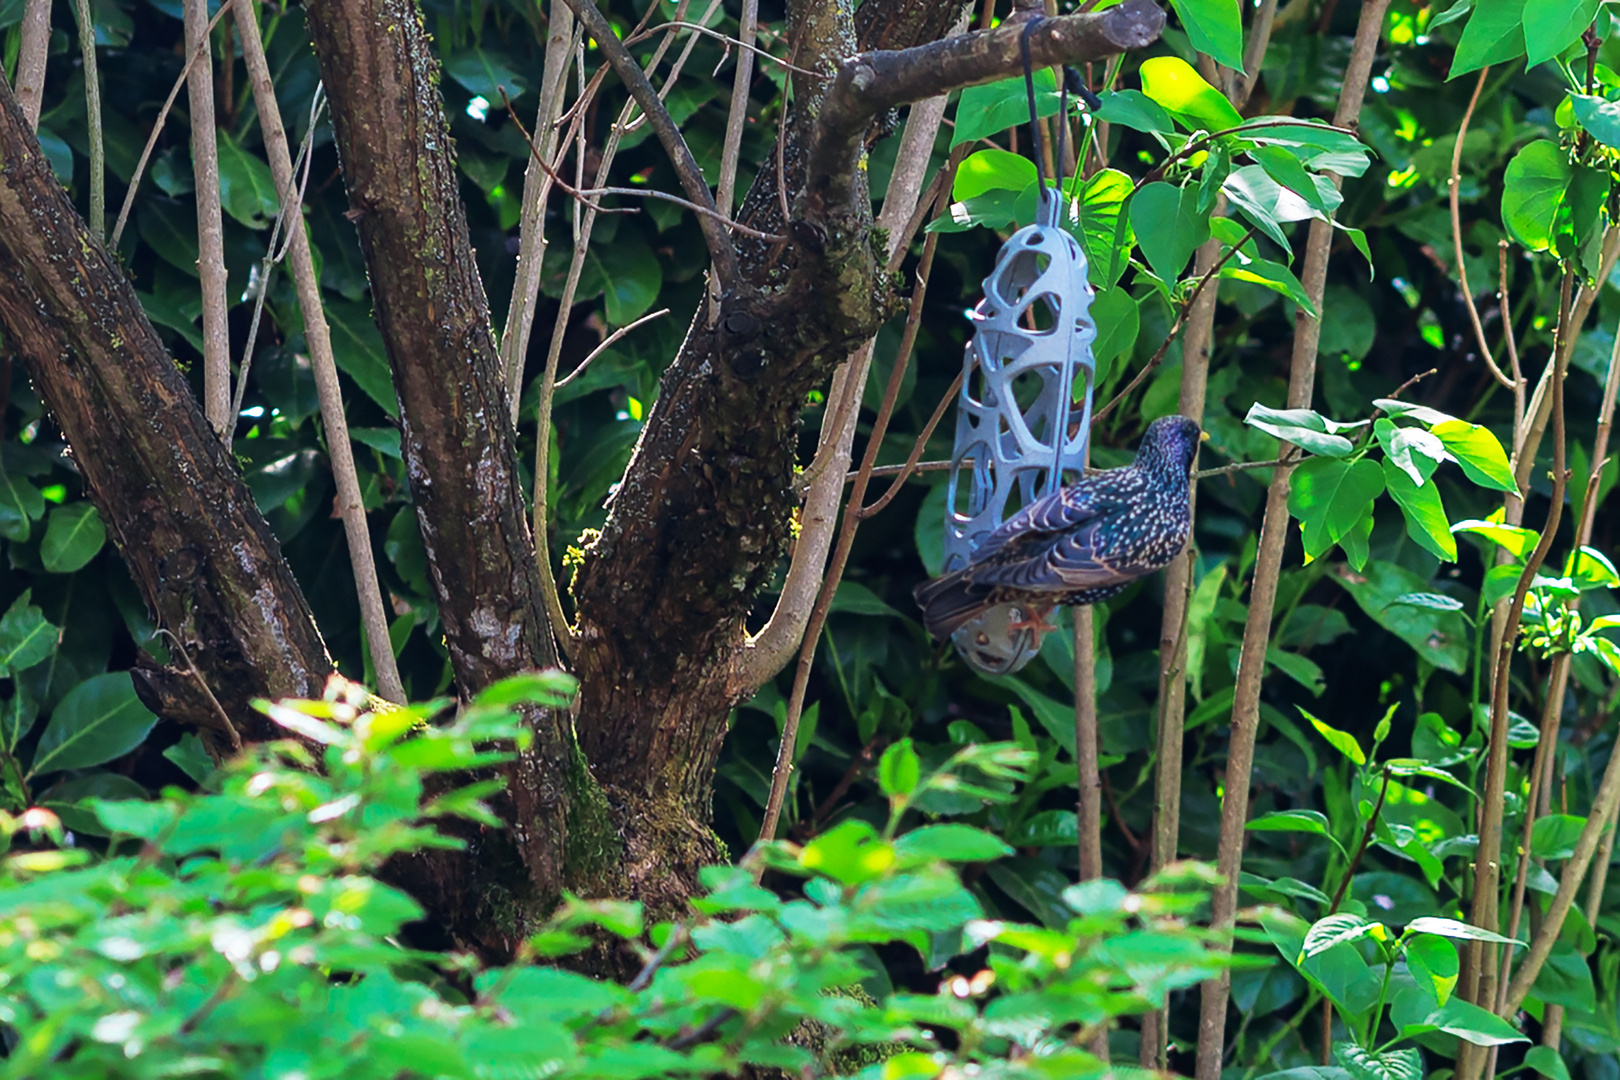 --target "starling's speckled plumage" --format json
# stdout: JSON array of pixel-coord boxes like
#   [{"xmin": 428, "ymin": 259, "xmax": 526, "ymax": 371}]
[{"xmin": 915, "ymin": 415, "xmax": 1202, "ymax": 644}]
